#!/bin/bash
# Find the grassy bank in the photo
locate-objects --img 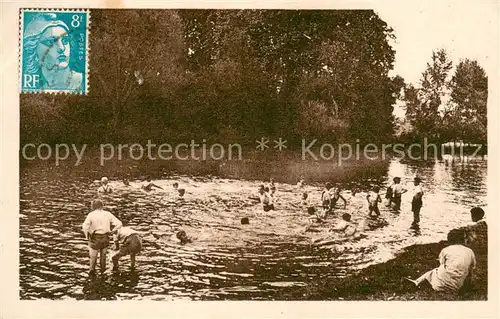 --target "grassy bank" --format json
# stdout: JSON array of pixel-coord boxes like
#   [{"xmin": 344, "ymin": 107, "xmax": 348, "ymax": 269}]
[{"xmin": 280, "ymin": 242, "xmax": 487, "ymax": 301}]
